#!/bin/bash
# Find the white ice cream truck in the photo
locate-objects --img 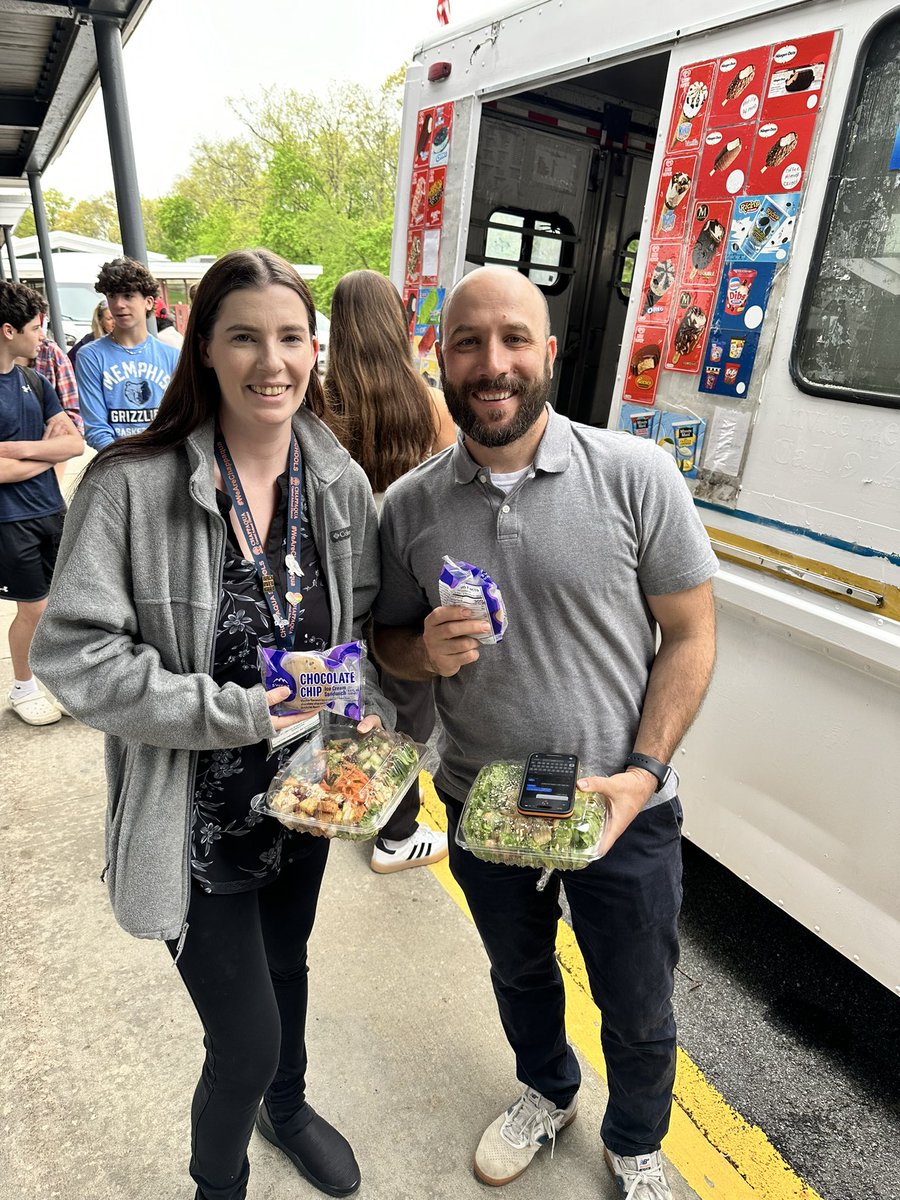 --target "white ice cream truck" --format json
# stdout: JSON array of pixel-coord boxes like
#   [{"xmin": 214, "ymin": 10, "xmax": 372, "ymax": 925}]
[{"xmin": 391, "ymin": 0, "xmax": 900, "ymax": 993}]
